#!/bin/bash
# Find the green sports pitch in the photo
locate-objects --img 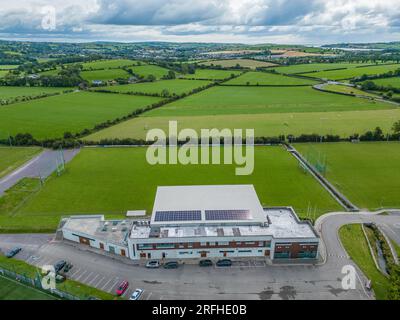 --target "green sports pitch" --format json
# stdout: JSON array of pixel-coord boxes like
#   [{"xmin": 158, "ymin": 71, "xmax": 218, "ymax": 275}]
[
  {"xmin": 6, "ymin": 146, "xmax": 341, "ymax": 232},
  {"xmin": 0, "ymin": 276, "xmax": 57, "ymax": 300},
  {"xmin": 295, "ymin": 142, "xmax": 400, "ymax": 210},
  {"xmin": 0, "ymin": 91, "xmax": 163, "ymax": 140},
  {"xmin": 223, "ymin": 71, "xmax": 318, "ymax": 86}
]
